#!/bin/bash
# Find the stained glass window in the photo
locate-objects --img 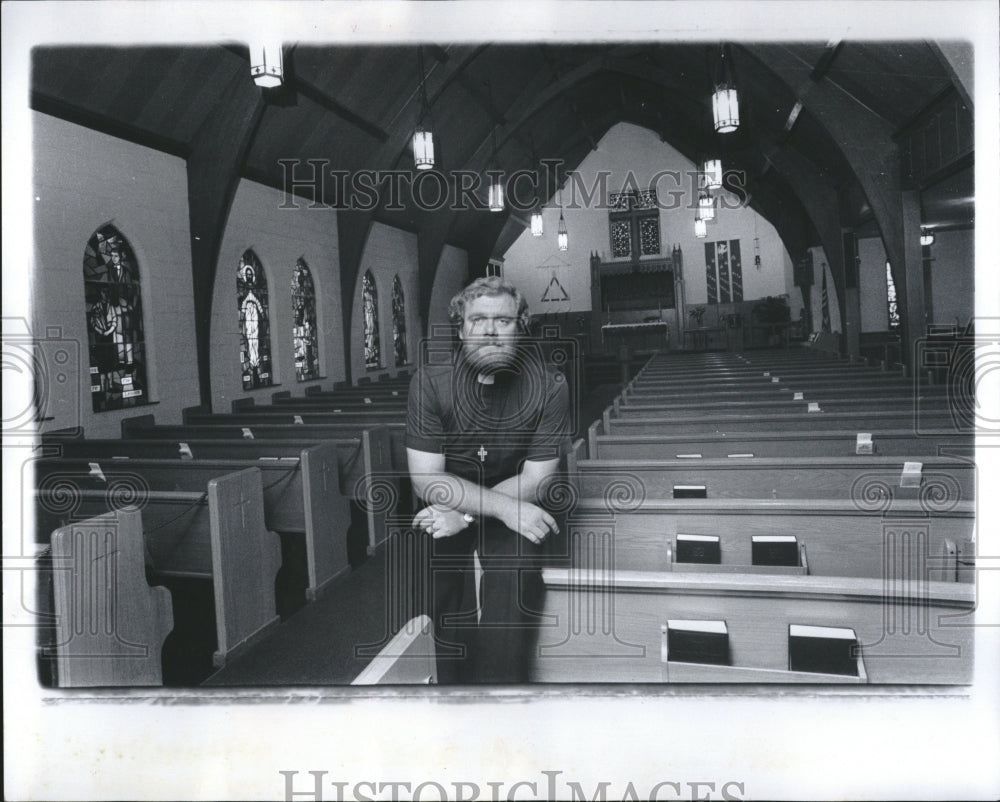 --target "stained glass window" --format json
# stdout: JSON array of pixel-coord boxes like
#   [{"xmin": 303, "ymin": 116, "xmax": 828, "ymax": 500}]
[
  {"xmin": 610, "ymin": 219, "xmax": 632, "ymax": 258},
  {"xmin": 609, "ymin": 188, "xmax": 660, "ymax": 259},
  {"xmin": 635, "ymin": 189, "xmax": 658, "ymax": 210},
  {"xmin": 292, "ymin": 259, "xmax": 320, "ymax": 382},
  {"xmin": 363, "ymin": 270, "xmax": 381, "ymax": 369},
  {"xmin": 237, "ymin": 250, "xmax": 273, "ymax": 389},
  {"xmin": 609, "ymin": 192, "xmax": 631, "ymax": 212},
  {"xmin": 392, "ymin": 274, "xmax": 408, "ymax": 367},
  {"xmin": 886, "ymin": 261, "xmax": 900, "ymax": 330},
  {"xmin": 639, "ymin": 216, "xmax": 660, "ymax": 256},
  {"xmin": 83, "ymin": 225, "xmax": 149, "ymax": 412}
]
